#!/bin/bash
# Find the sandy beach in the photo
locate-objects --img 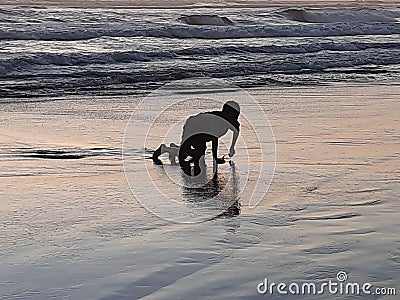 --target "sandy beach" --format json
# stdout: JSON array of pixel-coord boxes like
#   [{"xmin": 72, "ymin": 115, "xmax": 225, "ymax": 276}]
[{"xmin": 0, "ymin": 84, "xmax": 398, "ymax": 298}]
